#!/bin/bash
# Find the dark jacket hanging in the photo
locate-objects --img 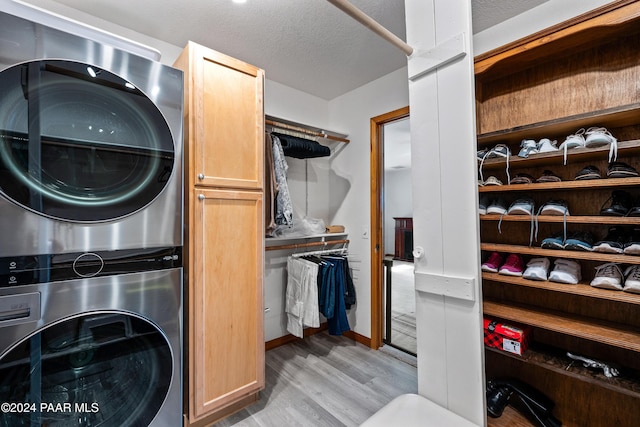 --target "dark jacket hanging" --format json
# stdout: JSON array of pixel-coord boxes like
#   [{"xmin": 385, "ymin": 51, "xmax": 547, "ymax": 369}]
[{"xmin": 272, "ymin": 132, "xmax": 331, "ymax": 159}]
